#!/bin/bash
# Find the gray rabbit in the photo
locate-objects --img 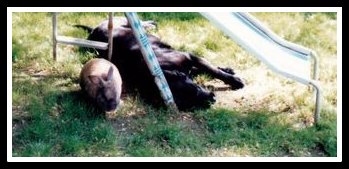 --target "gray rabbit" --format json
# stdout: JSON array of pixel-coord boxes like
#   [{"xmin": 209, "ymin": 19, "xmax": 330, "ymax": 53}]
[{"xmin": 80, "ymin": 58, "xmax": 122, "ymax": 116}]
